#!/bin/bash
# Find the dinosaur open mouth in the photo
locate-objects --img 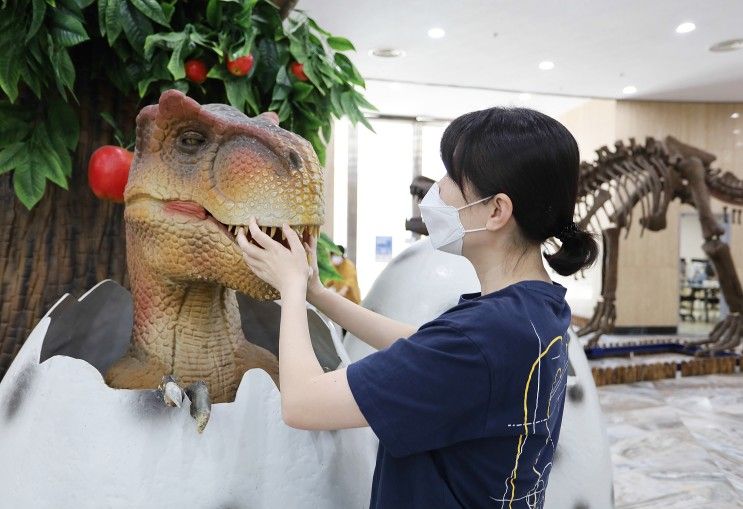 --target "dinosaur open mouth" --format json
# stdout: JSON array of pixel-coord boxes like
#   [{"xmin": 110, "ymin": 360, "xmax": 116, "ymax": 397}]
[
  {"xmin": 163, "ymin": 200, "xmax": 319, "ymax": 249},
  {"xmin": 224, "ymin": 221, "xmax": 319, "ymax": 249}
]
